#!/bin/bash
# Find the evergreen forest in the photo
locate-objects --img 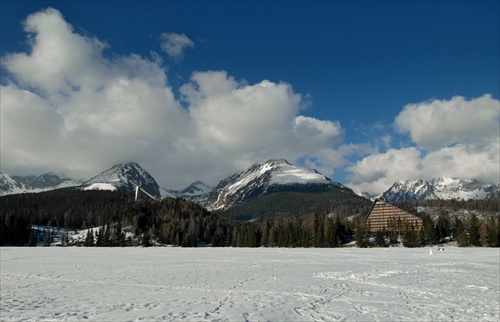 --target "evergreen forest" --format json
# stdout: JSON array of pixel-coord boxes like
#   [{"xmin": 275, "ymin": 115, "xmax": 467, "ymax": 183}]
[{"xmin": 0, "ymin": 189, "xmax": 499, "ymax": 248}]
